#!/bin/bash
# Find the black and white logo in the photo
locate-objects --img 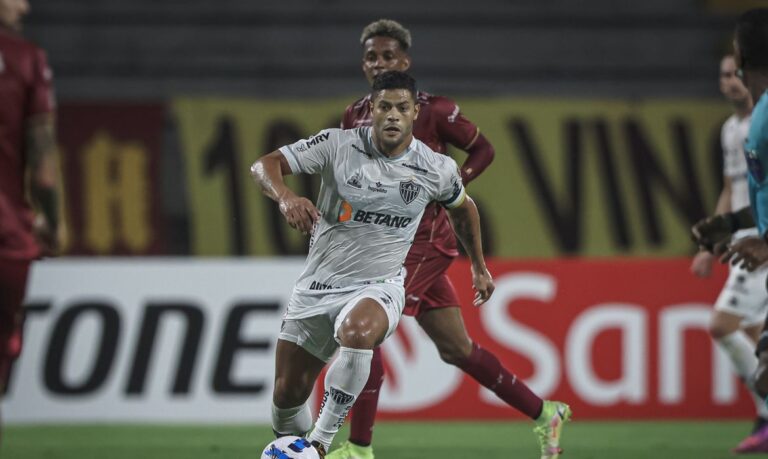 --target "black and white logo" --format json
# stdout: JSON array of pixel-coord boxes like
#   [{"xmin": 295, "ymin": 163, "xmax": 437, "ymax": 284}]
[
  {"xmin": 346, "ymin": 171, "xmax": 363, "ymax": 189},
  {"xmin": 329, "ymin": 387, "xmax": 355, "ymax": 405},
  {"xmin": 368, "ymin": 181, "xmax": 389, "ymax": 193},
  {"xmin": 399, "ymin": 180, "xmax": 422, "ymax": 204}
]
